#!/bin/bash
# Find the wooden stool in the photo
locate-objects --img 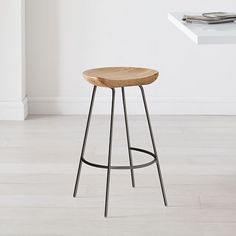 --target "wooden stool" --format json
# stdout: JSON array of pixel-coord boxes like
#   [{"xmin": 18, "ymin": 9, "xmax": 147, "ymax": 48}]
[{"xmin": 73, "ymin": 67, "xmax": 167, "ymax": 217}]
